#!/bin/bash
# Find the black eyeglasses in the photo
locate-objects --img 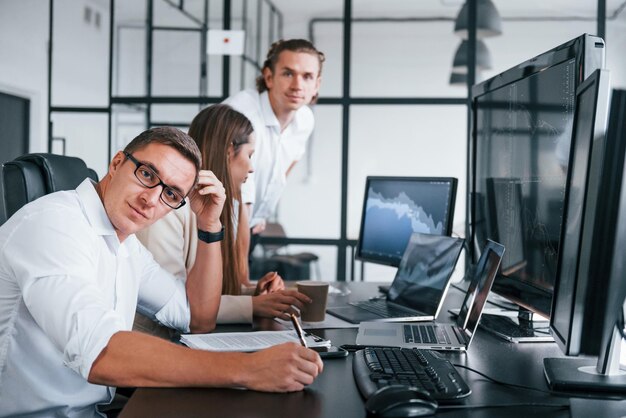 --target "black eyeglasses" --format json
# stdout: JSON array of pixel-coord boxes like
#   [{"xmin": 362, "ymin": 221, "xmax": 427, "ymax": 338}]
[{"xmin": 123, "ymin": 151, "xmax": 186, "ymax": 209}]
